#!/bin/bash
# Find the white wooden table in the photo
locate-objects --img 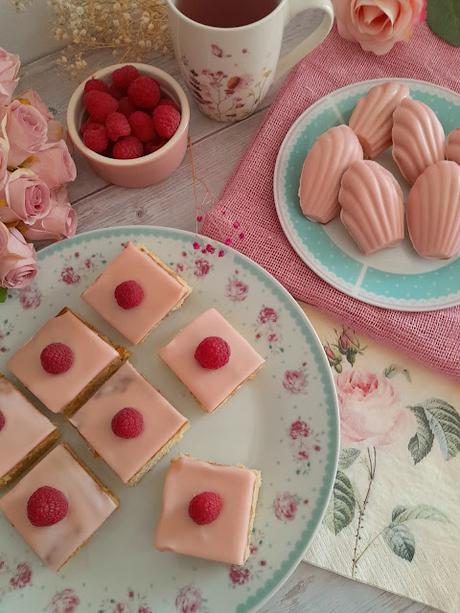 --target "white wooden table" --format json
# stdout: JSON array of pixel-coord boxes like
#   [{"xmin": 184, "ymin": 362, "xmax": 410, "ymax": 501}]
[{"xmin": 11, "ymin": 11, "xmax": 438, "ymax": 613}]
